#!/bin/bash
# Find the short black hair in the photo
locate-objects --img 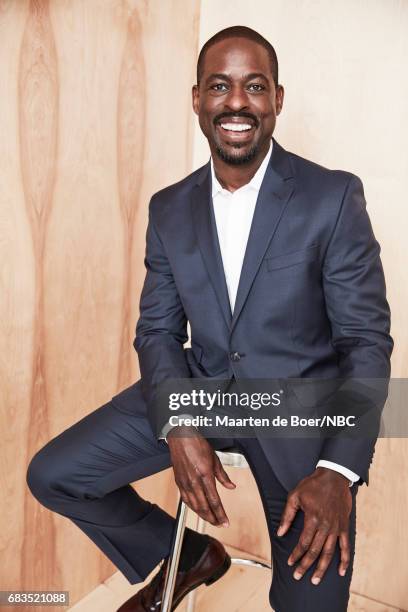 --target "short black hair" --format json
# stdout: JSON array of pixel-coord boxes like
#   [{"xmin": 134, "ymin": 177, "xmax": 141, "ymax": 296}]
[{"xmin": 196, "ymin": 25, "xmax": 279, "ymax": 87}]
